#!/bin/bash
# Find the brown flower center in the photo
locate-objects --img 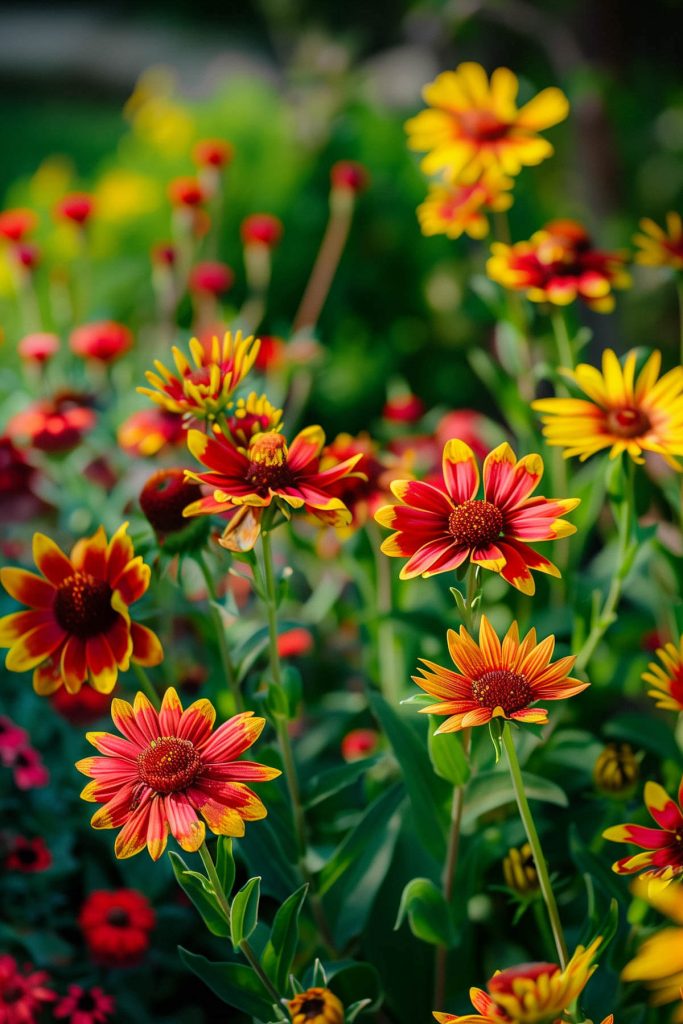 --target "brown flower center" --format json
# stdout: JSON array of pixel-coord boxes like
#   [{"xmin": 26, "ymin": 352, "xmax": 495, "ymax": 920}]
[
  {"xmin": 137, "ymin": 736, "xmax": 201, "ymax": 794},
  {"xmin": 106, "ymin": 907, "xmax": 130, "ymax": 927},
  {"xmin": 53, "ymin": 573, "xmax": 117, "ymax": 638},
  {"xmin": 246, "ymin": 432, "xmax": 293, "ymax": 494},
  {"xmin": 606, "ymin": 407, "xmax": 651, "ymax": 438},
  {"xmin": 299, "ymin": 999, "xmax": 325, "ymax": 1020},
  {"xmin": 458, "ymin": 109, "xmax": 509, "ymax": 142},
  {"xmin": 2, "ymin": 987, "xmax": 23, "ymax": 1005},
  {"xmin": 448, "ymin": 500, "xmax": 503, "ymax": 547},
  {"xmin": 471, "ymin": 669, "xmax": 532, "ymax": 714}
]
